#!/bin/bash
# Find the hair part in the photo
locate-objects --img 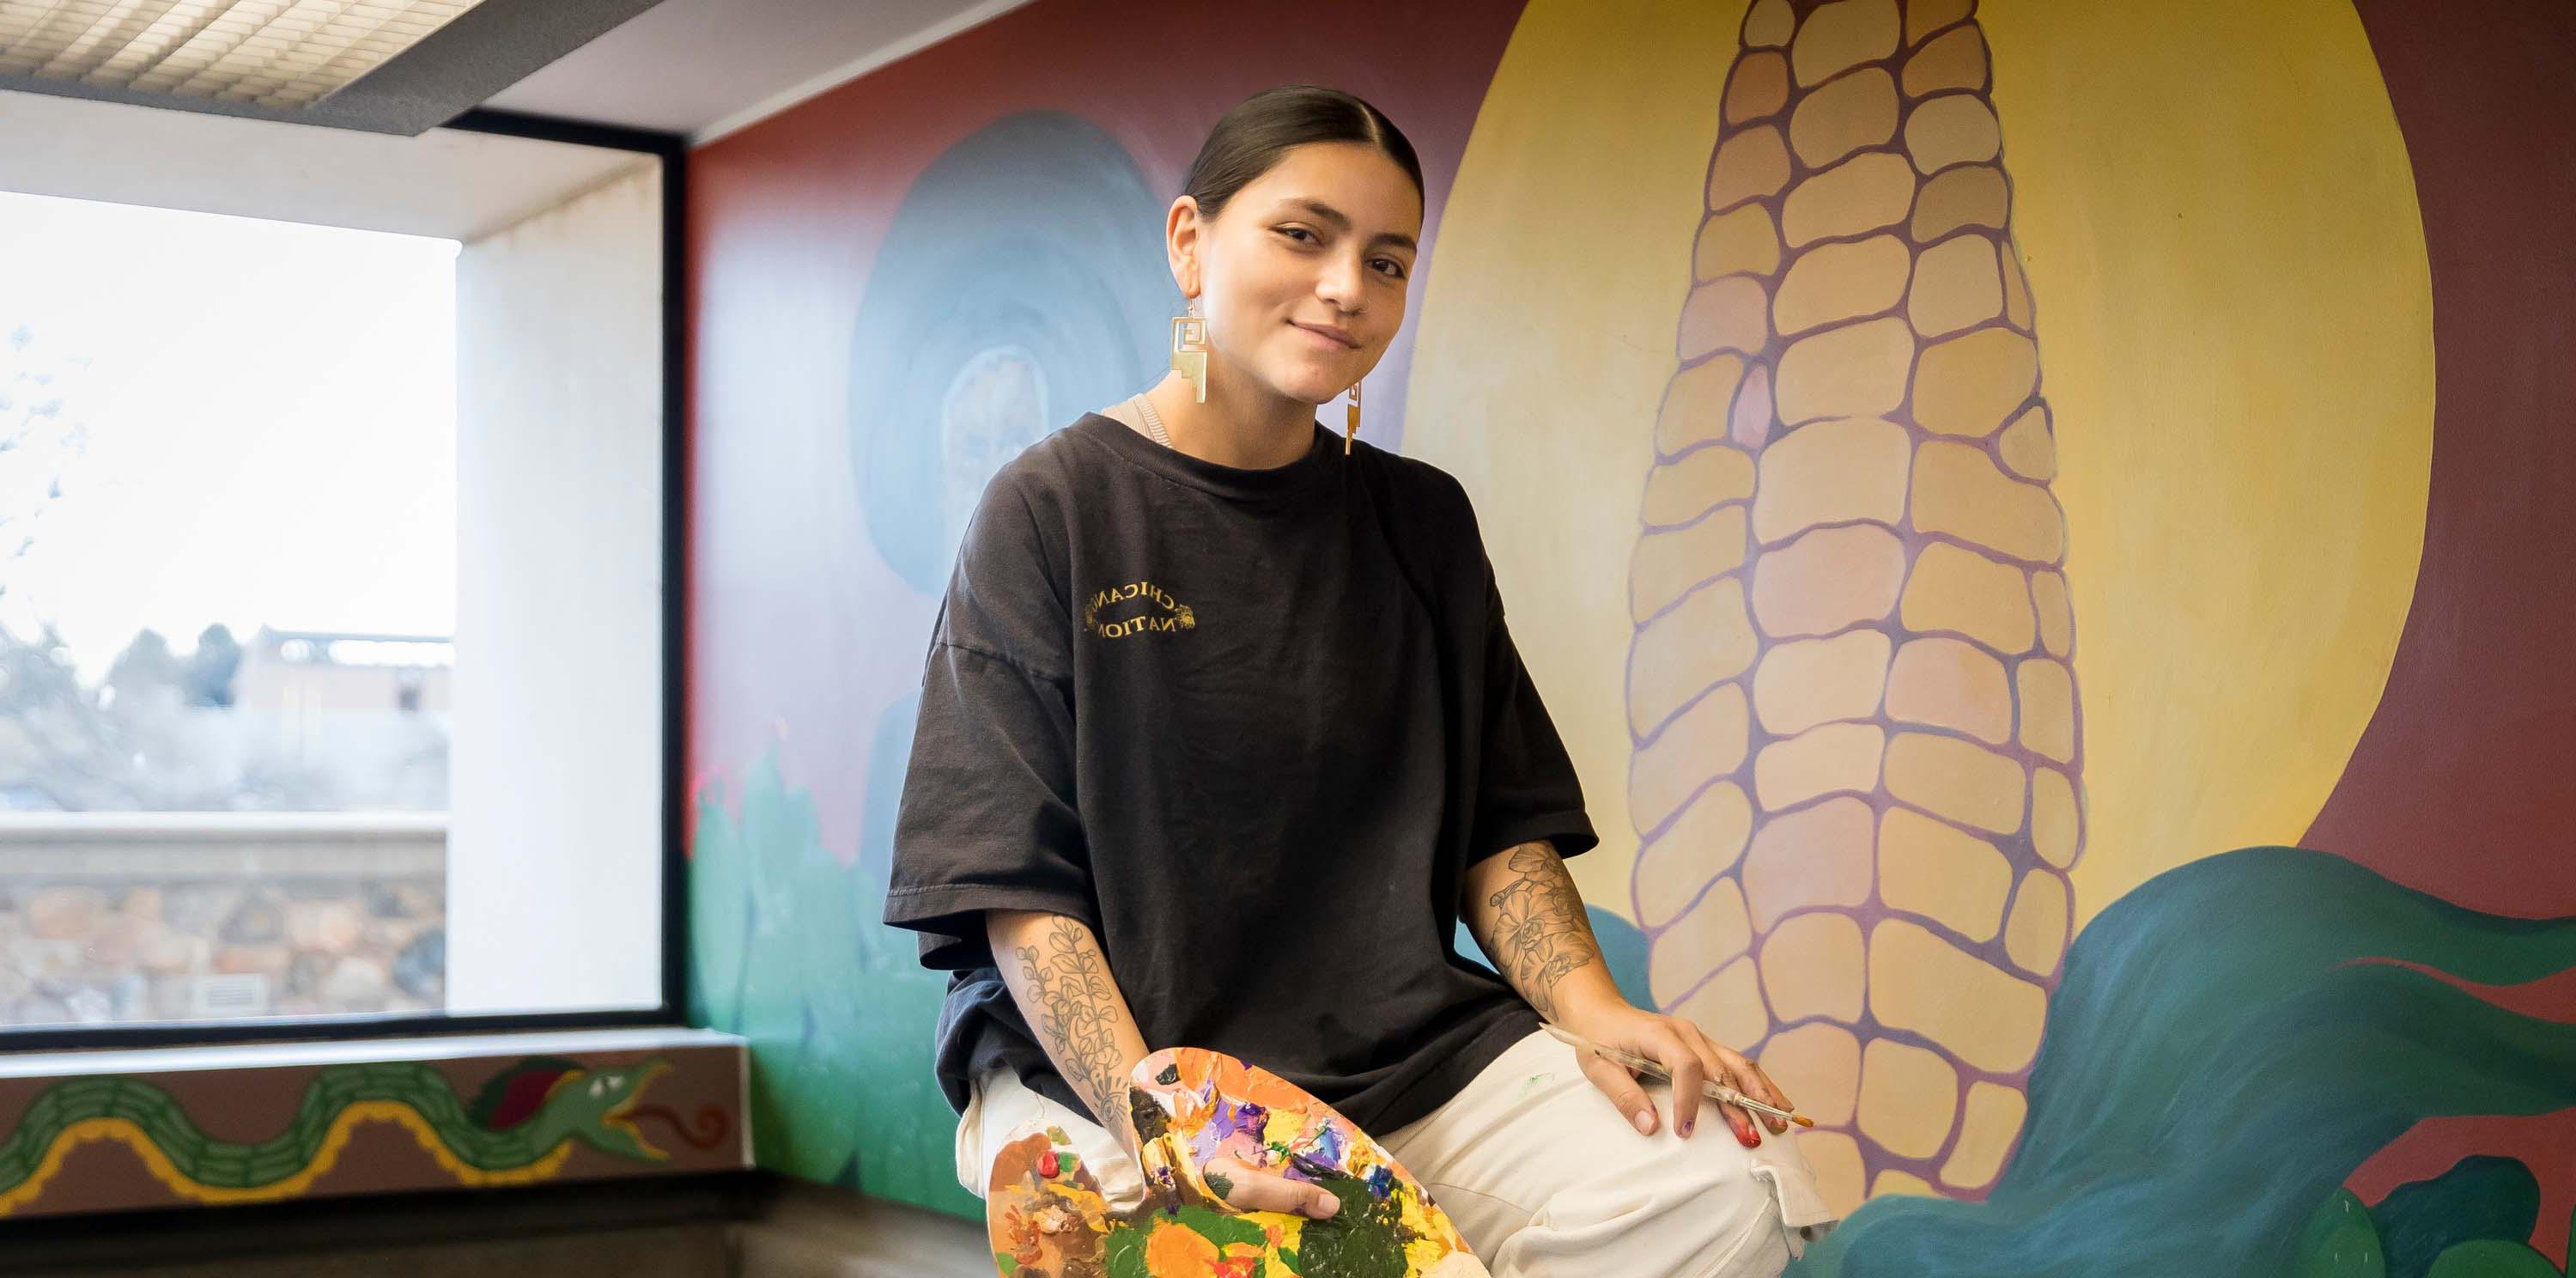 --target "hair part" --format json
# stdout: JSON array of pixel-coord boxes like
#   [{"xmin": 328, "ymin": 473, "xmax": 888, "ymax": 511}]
[{"xmin": 1180, "ymin": 84, "xmax": 1425, "ymax": 225}]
